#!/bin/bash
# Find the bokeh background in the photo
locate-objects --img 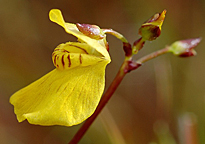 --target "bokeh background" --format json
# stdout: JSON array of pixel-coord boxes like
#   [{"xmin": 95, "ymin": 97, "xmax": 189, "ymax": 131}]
[{"xmin": 1, "ymin": 0, "xmax": 205, "ymax": 143}]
